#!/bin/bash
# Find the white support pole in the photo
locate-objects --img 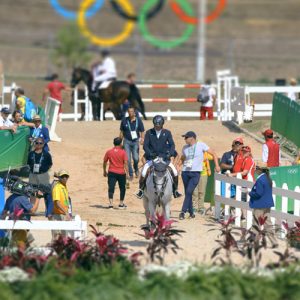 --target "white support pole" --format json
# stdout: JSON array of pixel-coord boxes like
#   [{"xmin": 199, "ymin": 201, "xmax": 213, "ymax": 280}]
[
  {"xmin": 166, "ymin": 109, "xmax": 171, "ymax": 121},
  {"xmin": 100, "ymin": 102, "xmax": 104, "ymax": 121},
  {"xmin": 294, "ymin": 186, "xmax": 300, "ymax": 218},
  {"xmin": 281, "ymin": 183, "xmax": 288, "ymax": 238},
  {"xmin": 74, "ymin": 87, "xmax": 78, "ymax": 122},
  {"xmin": 271, "ymin": 181, "xmax": 276, "ymax": 225},
  {"xmin": 214, "ymin": 176, "xmax": 221, "ymax": 220}
]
